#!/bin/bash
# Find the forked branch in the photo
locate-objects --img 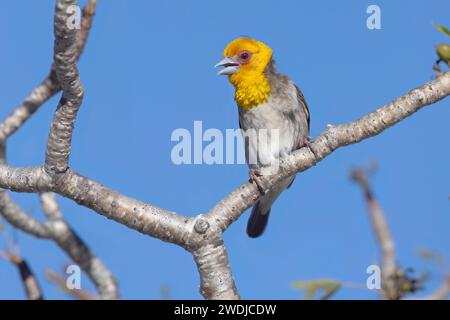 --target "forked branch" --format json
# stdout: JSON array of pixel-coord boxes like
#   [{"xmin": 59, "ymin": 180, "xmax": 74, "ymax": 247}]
[{"xmin": 0, "ymin": 0, "xmax": 449, "ymax": 299}]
